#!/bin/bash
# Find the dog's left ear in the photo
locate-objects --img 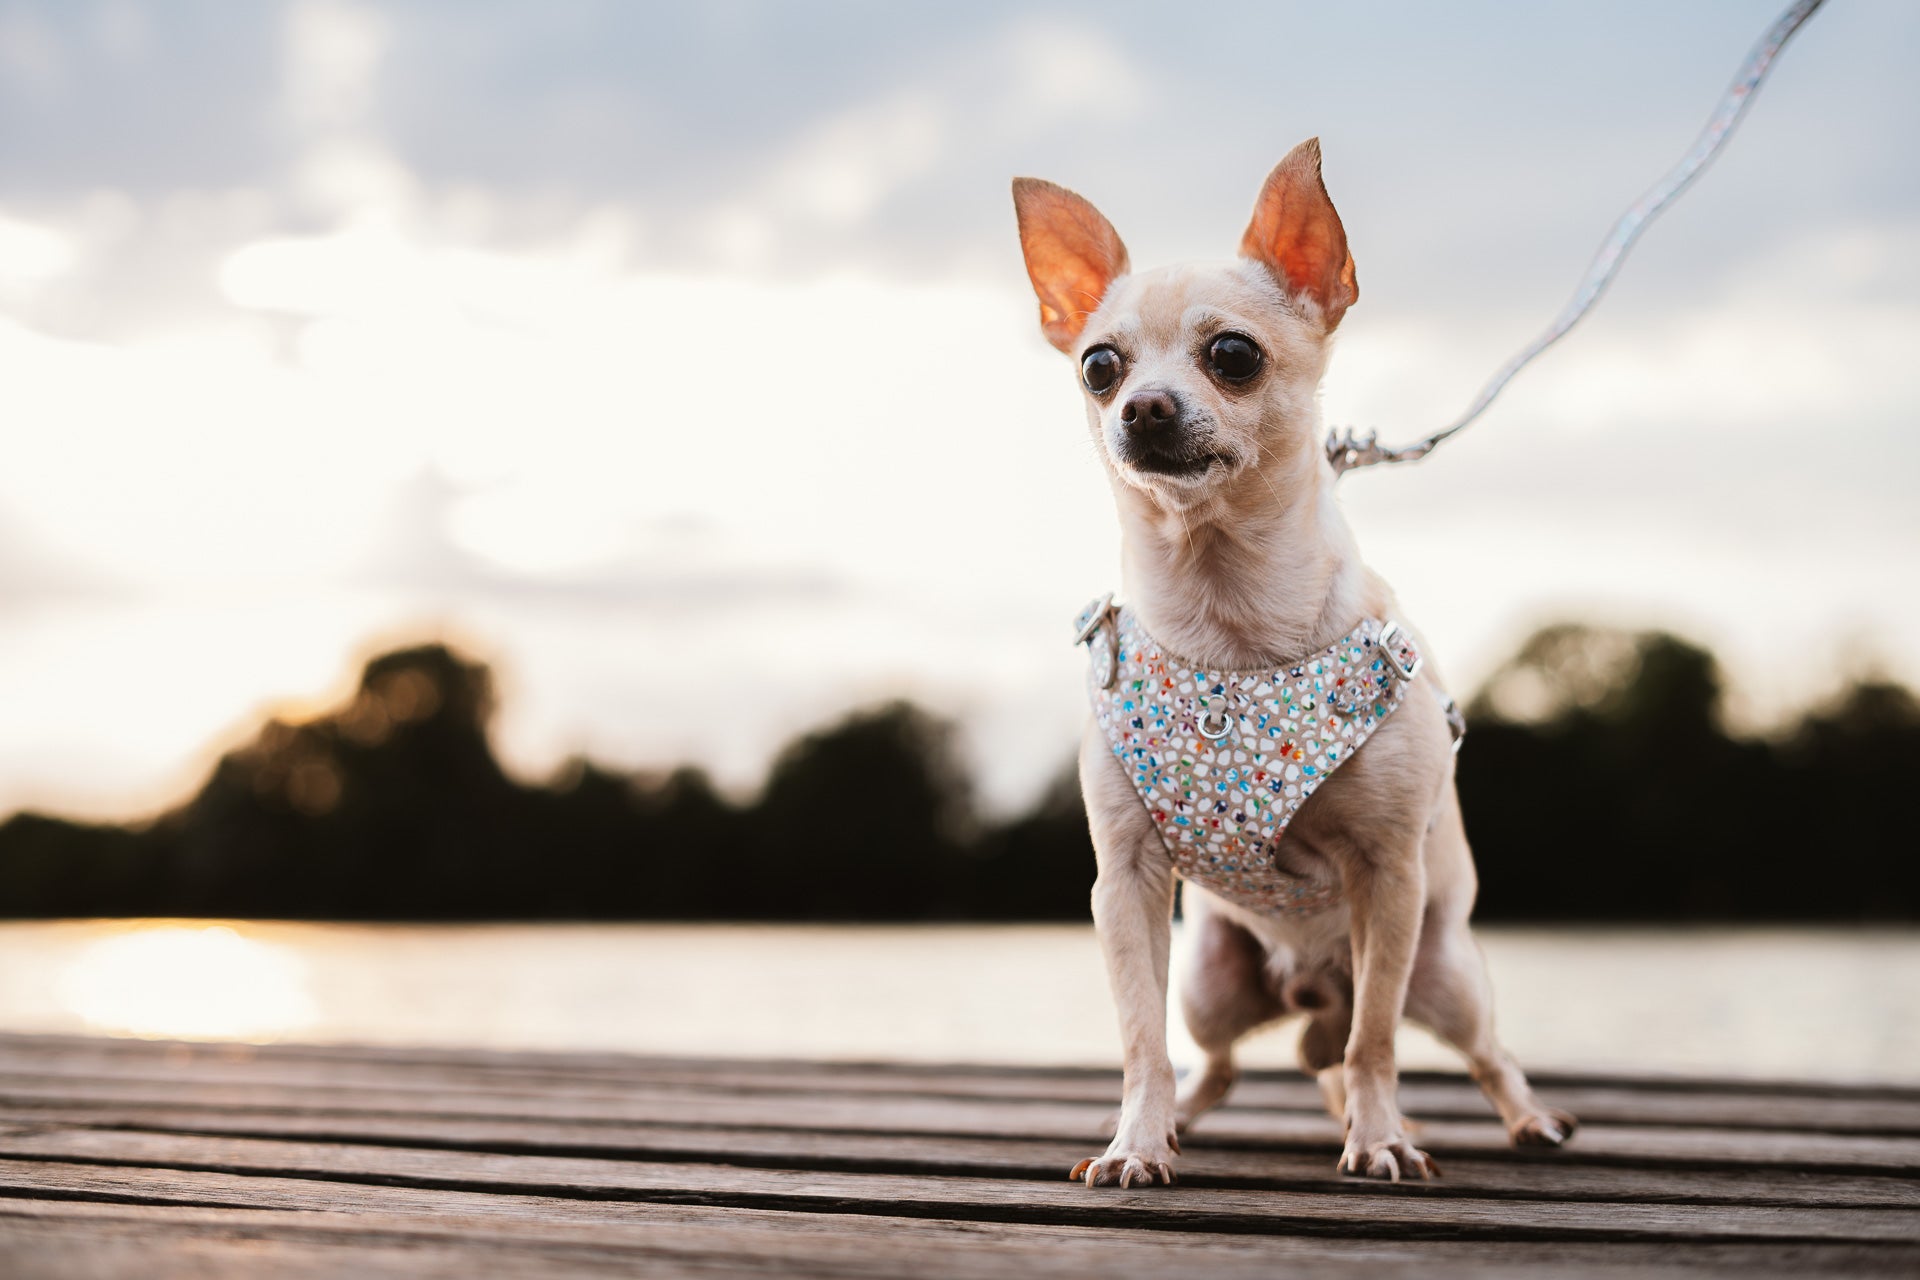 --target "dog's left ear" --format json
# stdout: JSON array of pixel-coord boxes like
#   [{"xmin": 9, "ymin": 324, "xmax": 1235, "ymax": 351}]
[
  {"xmin": 1013, "ymin": 177, "xmax": 1131, "ymax": 353},
  {"xmin": 1240, "ymin": 138, "xmax": 1358, "ymax": 330}
]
